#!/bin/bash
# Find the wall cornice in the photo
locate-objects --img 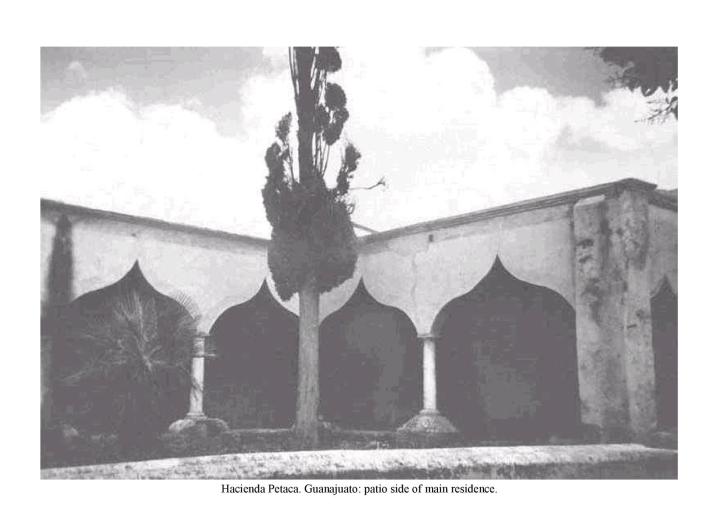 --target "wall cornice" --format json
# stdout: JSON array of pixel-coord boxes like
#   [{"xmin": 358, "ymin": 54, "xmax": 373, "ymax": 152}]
[
  {"xmin": 40, "ymin": 199, "xmax": 270, "ymax": 249},
  {"xmin": 359, "ymin": 178, "xmax": 673, "ymax": 246},
  {"xmin": 42, "ymin": 178, "xmax": 676, "ymax": 250}
]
